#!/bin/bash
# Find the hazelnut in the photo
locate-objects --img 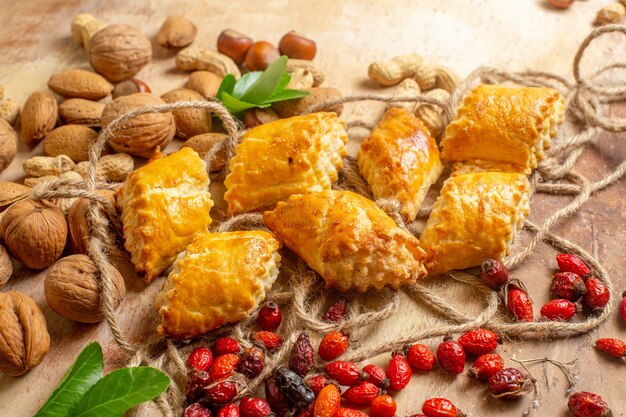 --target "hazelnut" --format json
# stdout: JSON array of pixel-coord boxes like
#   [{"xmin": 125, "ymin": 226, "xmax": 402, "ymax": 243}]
[
  {"xmin": 217, "ymin": 29, "xmax": 254, "ymax": 65},
  {"xmin": 245, "ymin": 41, "xmax": 280, "ymax": 71},
  {"xmin": 278, "ymin": 31, "xmax": 317, "ymax": 60},
  {"xmin": 112, "ymin": 78, "xmax": 151, "ymax": 99},
  {"xmin": 243, "ymin": 108, "xmax": 279, "ymax": 129}
]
